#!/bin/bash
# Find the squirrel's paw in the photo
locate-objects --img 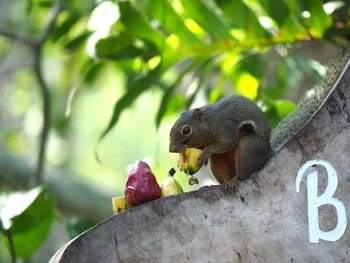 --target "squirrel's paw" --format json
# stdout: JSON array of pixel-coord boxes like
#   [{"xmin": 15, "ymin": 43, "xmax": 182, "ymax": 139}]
[
  {"xmin": 197, "ymin": 152, "xmax": 209, "ymax": 167},
  {"xmin": 224, "ymin": 177, "xmax": 238, "ymax": 194}
]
